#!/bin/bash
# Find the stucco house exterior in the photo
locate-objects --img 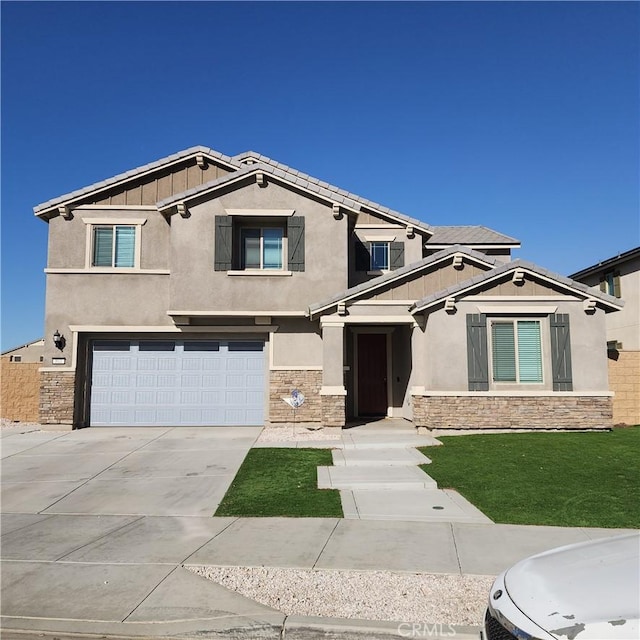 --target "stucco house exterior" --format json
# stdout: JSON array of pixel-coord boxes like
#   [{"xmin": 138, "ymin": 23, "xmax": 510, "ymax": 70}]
[
  {"xmin": 570, "ymin": 247, "xmax": 640, "ymax": 426},
  {"xmin": 35, "ymin": 146, "xmax": 621, "ymax": 430}
]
